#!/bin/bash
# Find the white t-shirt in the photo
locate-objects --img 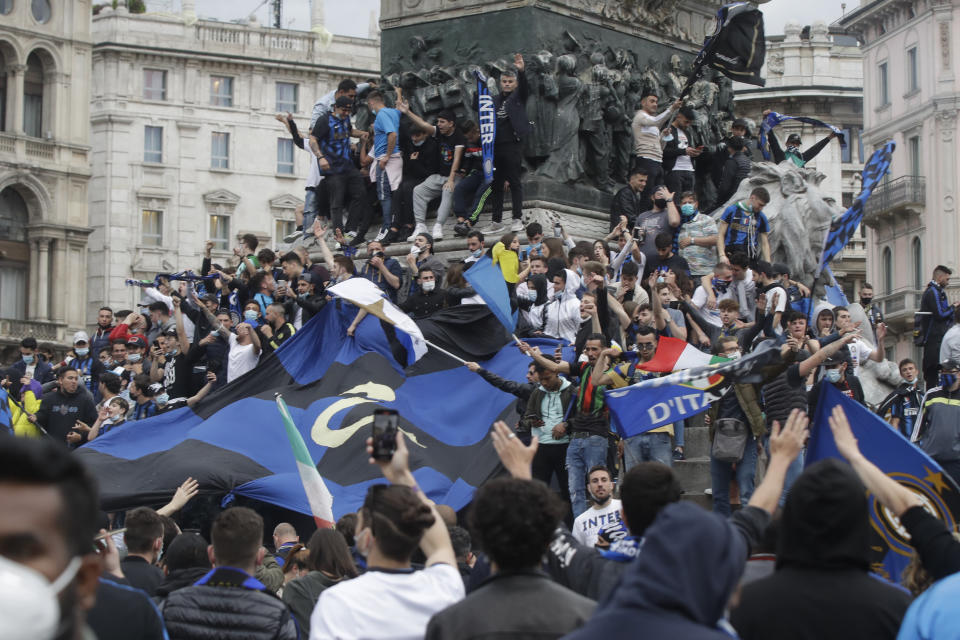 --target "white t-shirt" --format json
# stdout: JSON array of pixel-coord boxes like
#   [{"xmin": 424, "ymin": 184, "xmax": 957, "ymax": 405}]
[
  {"xmin": 673, "ymin": 128, "xmax": 695, "ymax": 172},
  {"xmin": 764, "ymin": 285, "xmax": 788, "ymax": 314},
  {"xmin": 309, "ymin": 563, "xmax": 465, "ymax": 640},
  {"xmin": 227, "ymin": 333, "xmax": 259, "ymax": 382},
  {"xmin": 572, "ymin": 499, "xmax": 623, "ymax": 547},
  {"xmin": 691, "ymin": 285, "xmax": 726, "ymax": 327},
  {"xmin": 847, "ymin": 338, "xmax": 874, "ymax": 373}
]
